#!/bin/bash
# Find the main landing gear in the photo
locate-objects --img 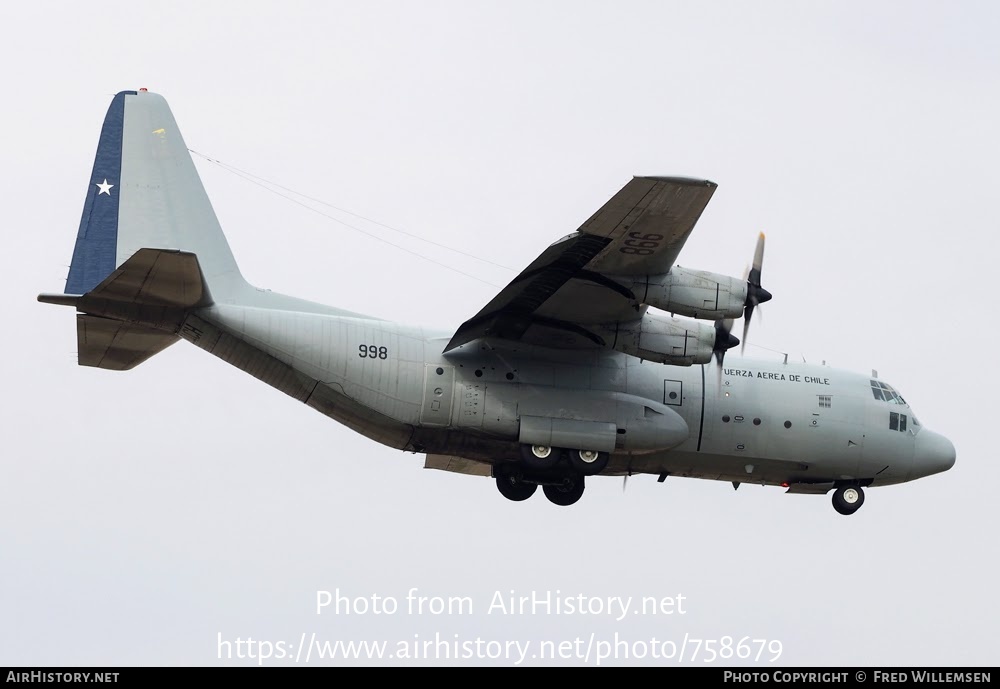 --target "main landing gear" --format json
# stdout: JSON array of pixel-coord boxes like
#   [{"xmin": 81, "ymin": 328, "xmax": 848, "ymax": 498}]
[
  {"xmin": 832, "ymin": 485, "xmax": 865, "ymax": 515},
  {"xmin": 495, "ymin": 472, "xmax": 537, "ymax": 501},
  {"xmin": 495, "ymin": 444, "xmax": 608, "ymax": 506},
  {"xmin": 542, "ymin": 476, "xmax": 586, "ymax": 506},
  {"xmin": 519, "ymin": 444, "xmax": 608, "ymax": 475}
]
